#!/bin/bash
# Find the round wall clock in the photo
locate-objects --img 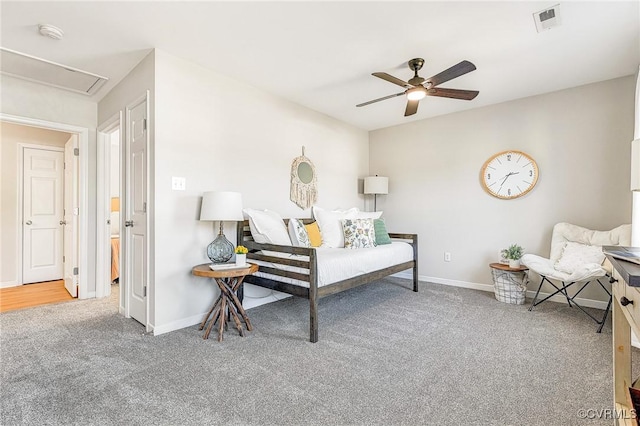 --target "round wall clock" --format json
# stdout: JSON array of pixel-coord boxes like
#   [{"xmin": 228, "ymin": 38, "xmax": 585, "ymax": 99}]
[{"xmin": 480, "ymin": 150, "xmax": 538, "ymax": 199}]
